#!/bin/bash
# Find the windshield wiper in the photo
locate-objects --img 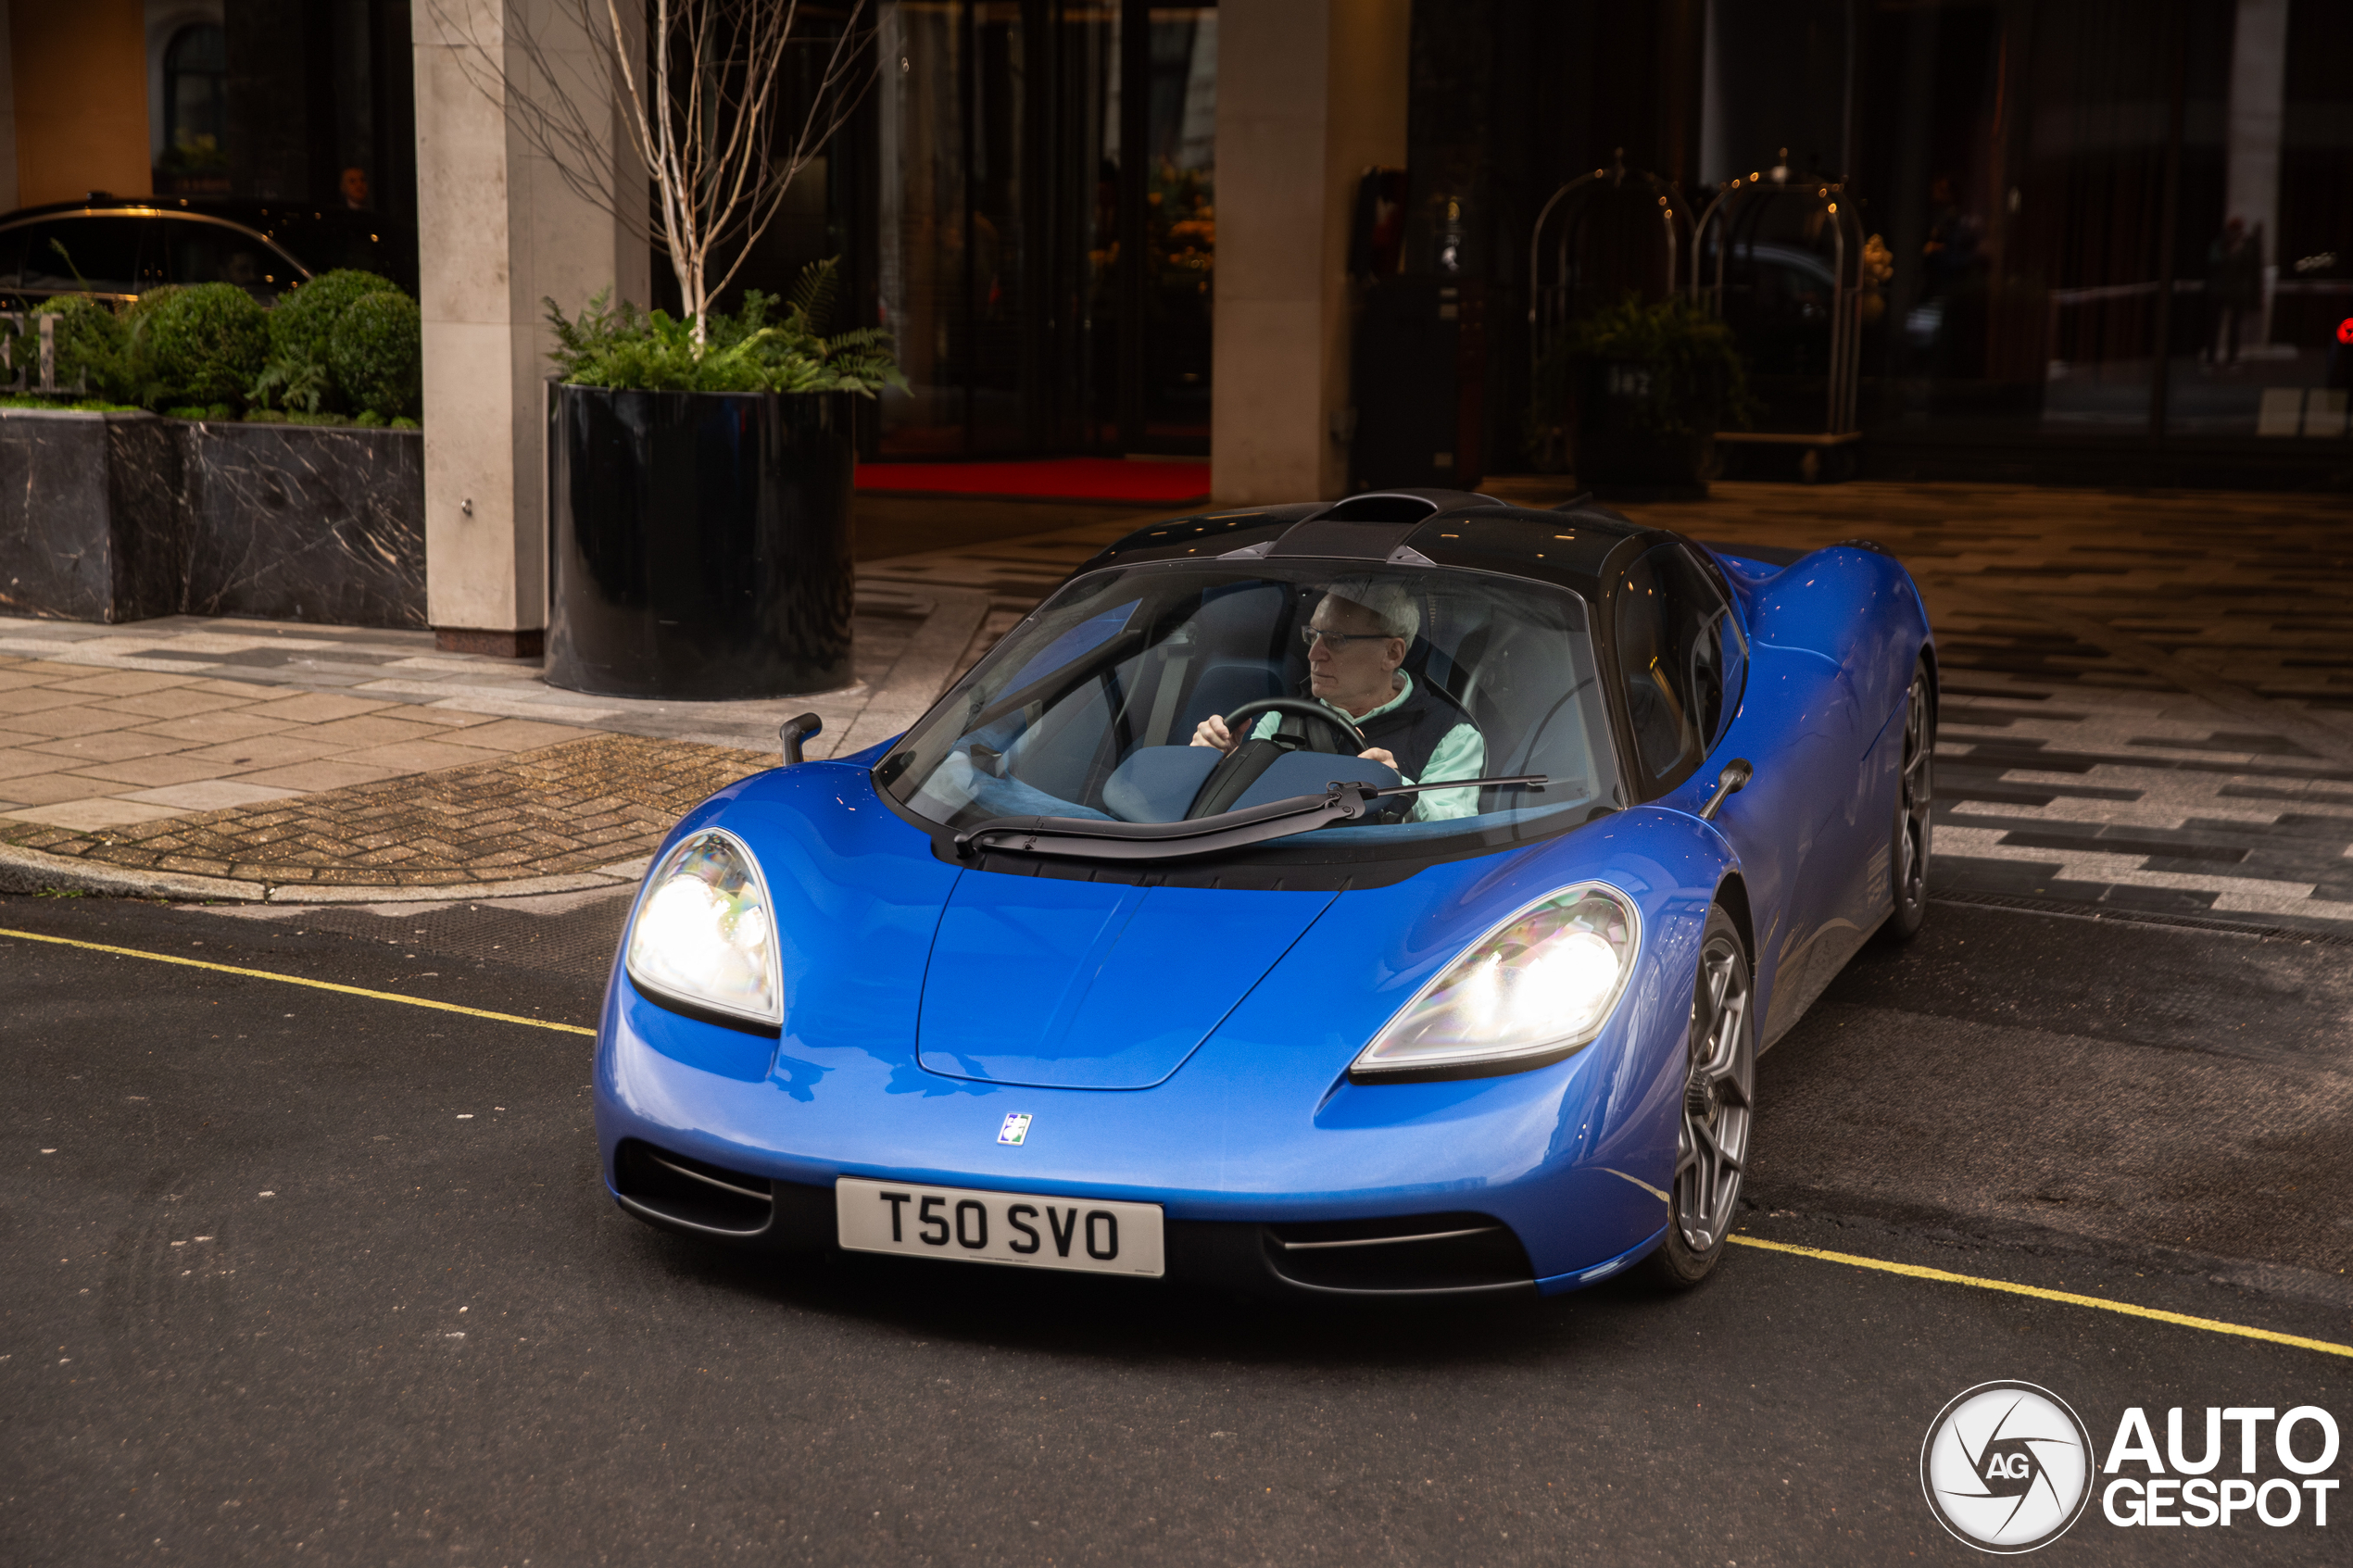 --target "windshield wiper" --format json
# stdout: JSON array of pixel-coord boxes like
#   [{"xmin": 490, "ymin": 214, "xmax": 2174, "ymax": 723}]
[{"xmin": 951, "ymin": 775, "xmax": 1549, "ymax": 862}]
